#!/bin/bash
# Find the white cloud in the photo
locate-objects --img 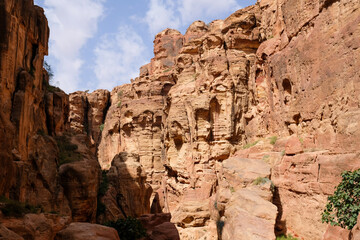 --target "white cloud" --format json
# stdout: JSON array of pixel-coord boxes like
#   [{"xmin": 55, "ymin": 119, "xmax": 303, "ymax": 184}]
[
  {"xmin": 94, "ymin": 26, "xmax": 149, "ymax": 90},
  {"xmin": 143, "ymin": 0, "xmax": 242, "ymax": 36},
  {"xmin": 43, "ymin": 0, "xmax": 104, "ymax": 93},
  {"xmin": 179, "ymin": 0, "xmax": 241, "ymax": 26},
  {"xmin": 144, "ymin": 0, "xmax": 181, "ymax": 36}
]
